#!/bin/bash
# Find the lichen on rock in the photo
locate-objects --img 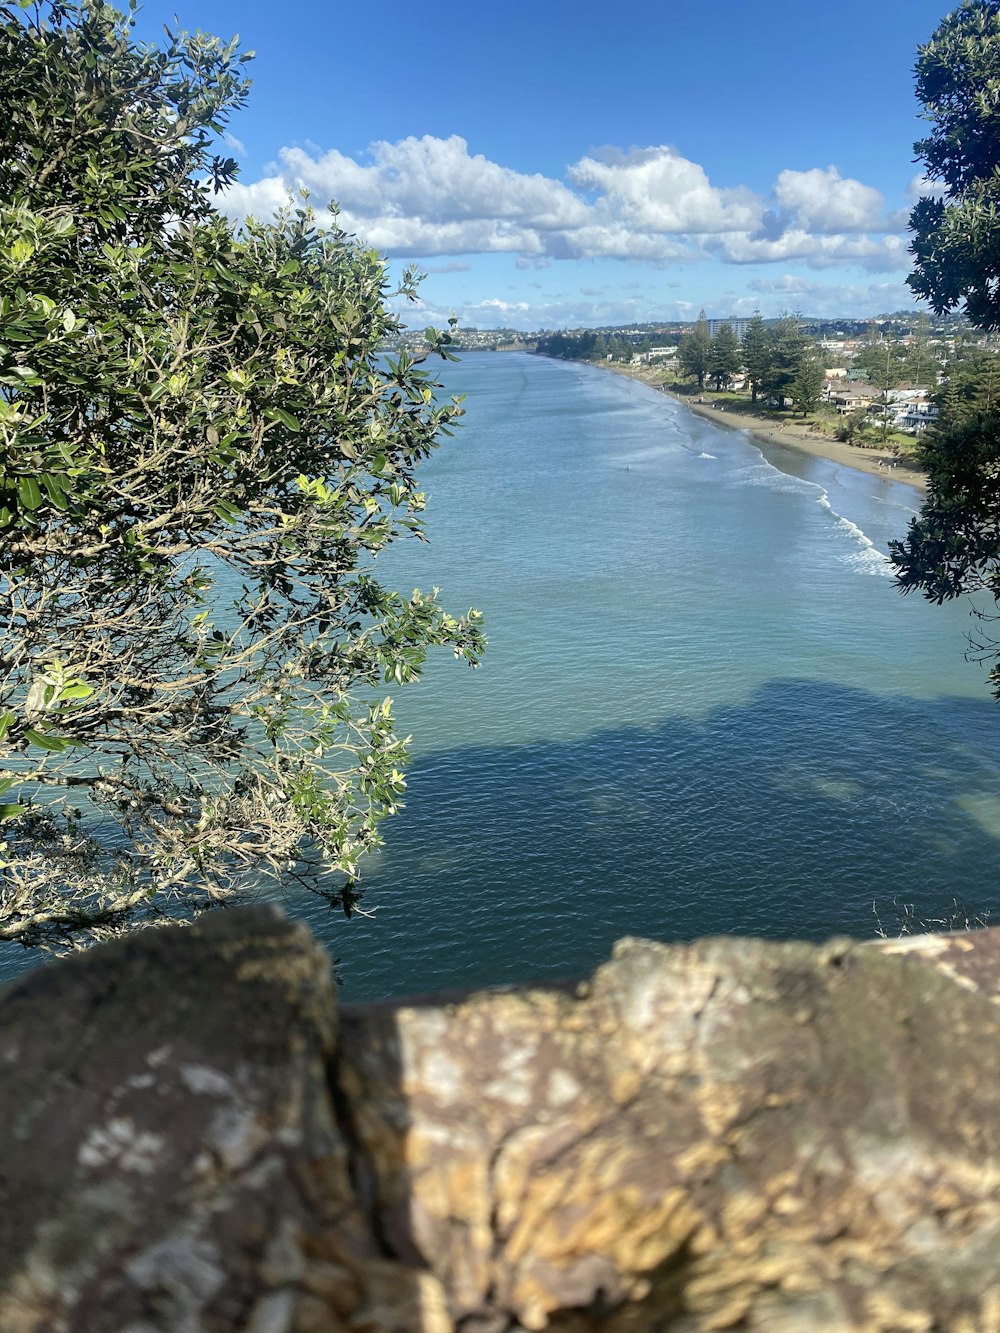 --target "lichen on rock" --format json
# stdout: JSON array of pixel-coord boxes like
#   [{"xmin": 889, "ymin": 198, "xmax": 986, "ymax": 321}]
[{"xmin": 1, "ymin": 909, "xmax": 1000, "ymax": 1330}]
